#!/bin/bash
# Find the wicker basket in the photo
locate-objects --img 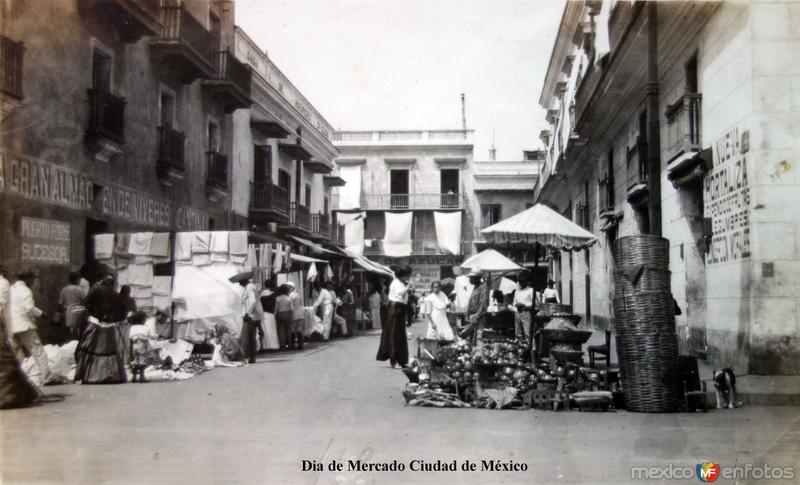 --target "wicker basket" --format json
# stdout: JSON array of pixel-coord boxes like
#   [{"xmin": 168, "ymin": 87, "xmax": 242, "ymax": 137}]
[
  {"xmin": 614, "ymin": 267, "xmax": 671, "ymax": 294},
  {"xmin": 615, "ymin": 332, "xmax": 680, "ymax": 412},
  {"xmin": 613, "ymin": 235, "xmax": 669, "ymax": 268},
  {"xmin": 613, "ymin": 291, "xmax": 675, "ymax": 326}
]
